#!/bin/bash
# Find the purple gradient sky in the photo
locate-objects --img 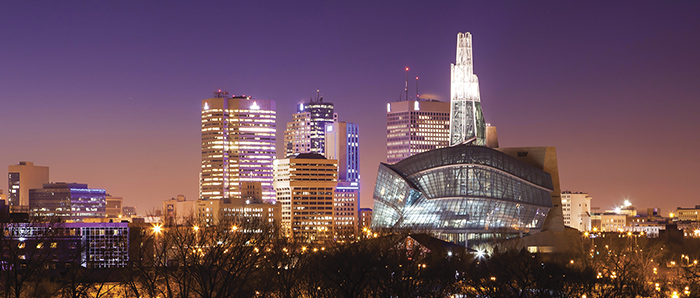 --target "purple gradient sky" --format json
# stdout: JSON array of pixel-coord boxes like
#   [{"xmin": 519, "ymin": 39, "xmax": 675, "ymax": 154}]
[{"xmin": 1, "ymin": 1, "xmax": 699, "ymax": 215}]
